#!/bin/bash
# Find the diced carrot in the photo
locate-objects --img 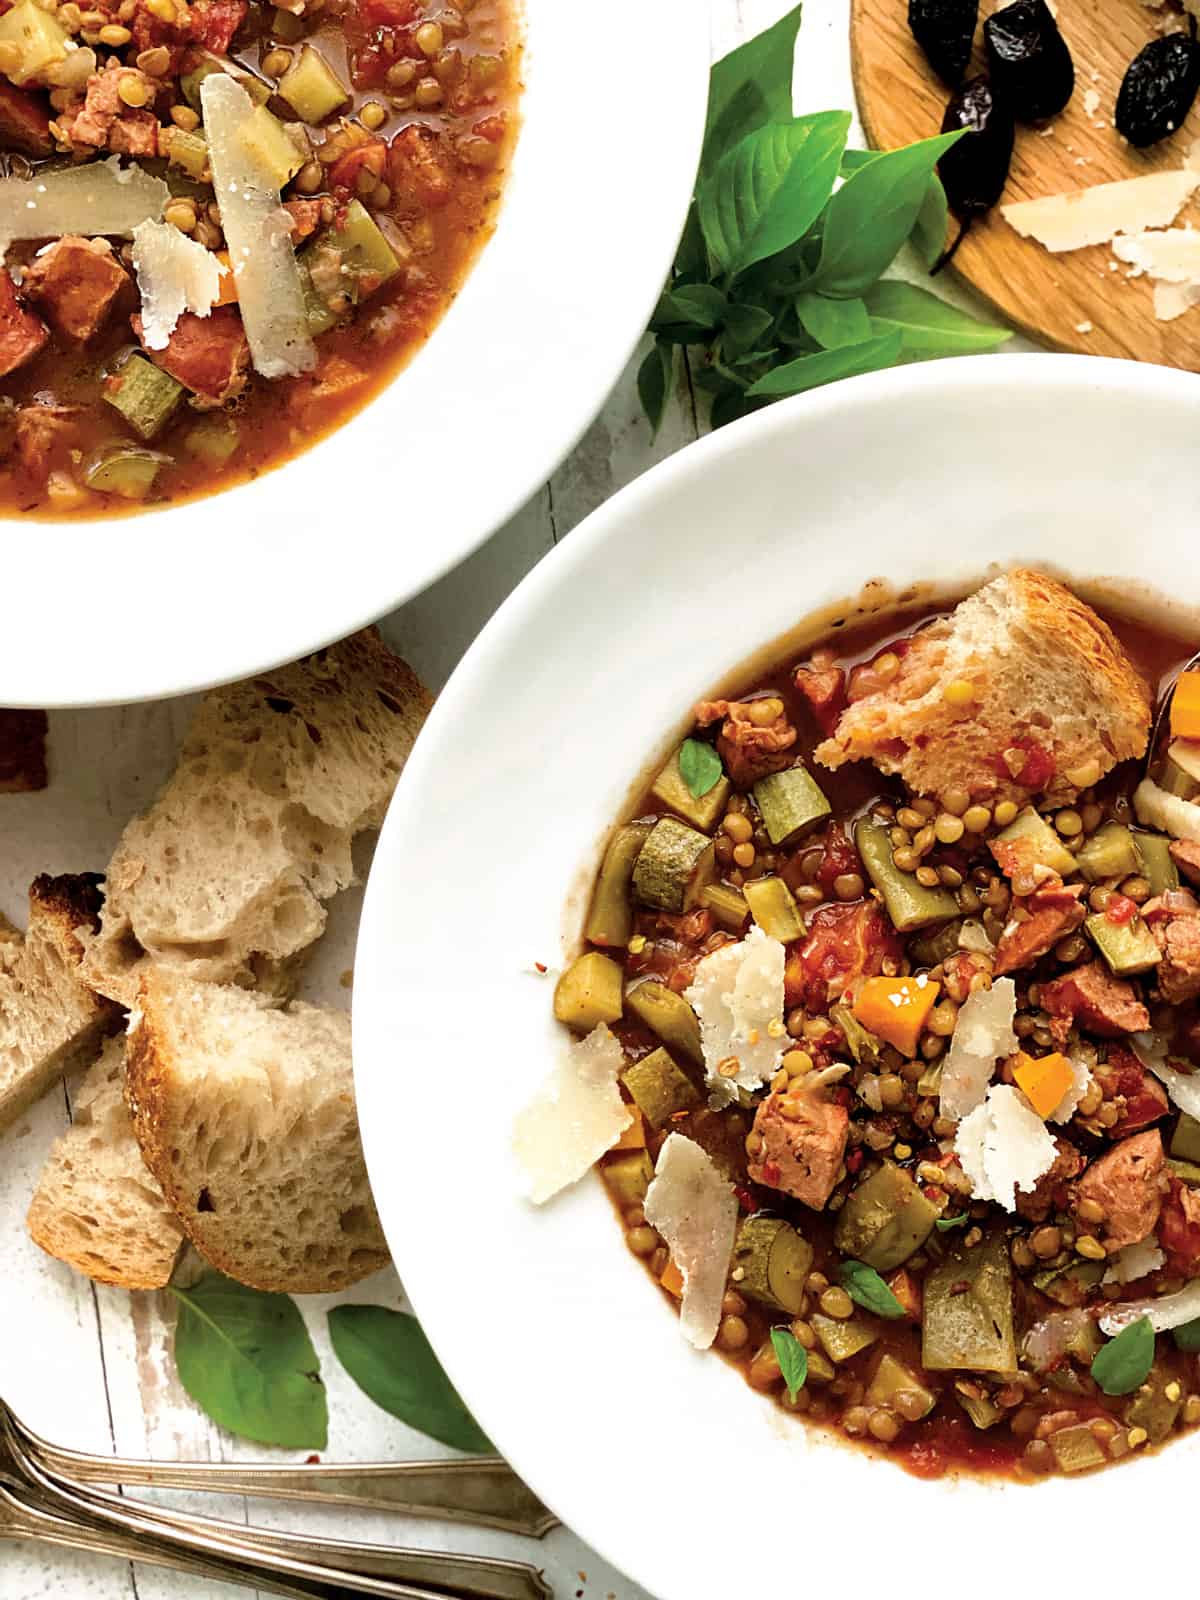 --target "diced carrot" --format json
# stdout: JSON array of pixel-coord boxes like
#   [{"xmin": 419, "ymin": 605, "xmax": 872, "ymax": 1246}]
[
  {"xmin": 613, "ymin": 1104, "xmax": 645, "ymax": 1151},
  {"xmin": 852, "ymin": 975, "xmax": 939, "ymax": 1057},
  {"xmin": 660, "ymin": 1259, "xmax": 684, "ymax": 1298},
  {"xmin": 1012, "ymin": 1049, "xmax": 1074, "ymax": 1120},
  {"xmin": 1171, "ymin": 671, "xmax": 1200, "ymax": 740},
  {"xmin": 213, "ymin": 251, "xmax": 238, "ymax": 306}
]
